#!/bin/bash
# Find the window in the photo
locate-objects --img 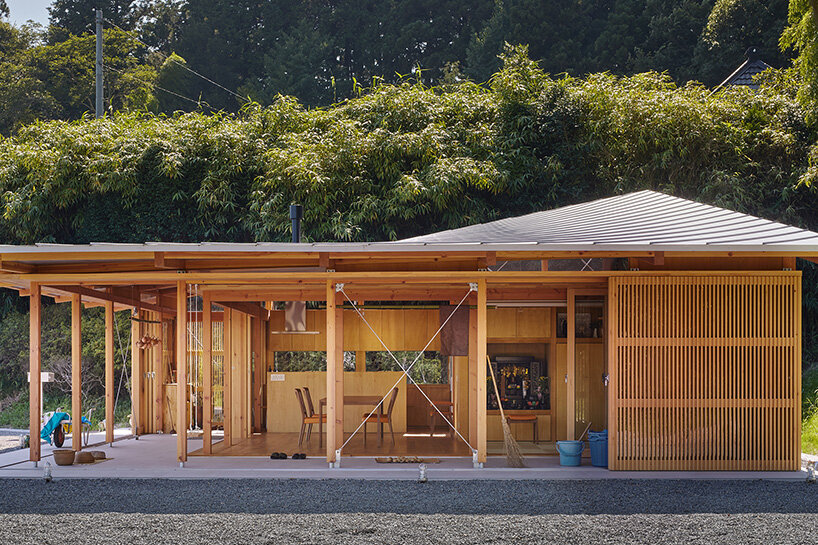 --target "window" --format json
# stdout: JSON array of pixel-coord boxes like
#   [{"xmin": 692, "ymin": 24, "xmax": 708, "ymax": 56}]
[
  {"xmin": 366, "ymin": 351, "xmax": 447, "ymax": 384},
  {"xmin": 274, "ymin": 351, "xmax": 356, "ymax": 372}
]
